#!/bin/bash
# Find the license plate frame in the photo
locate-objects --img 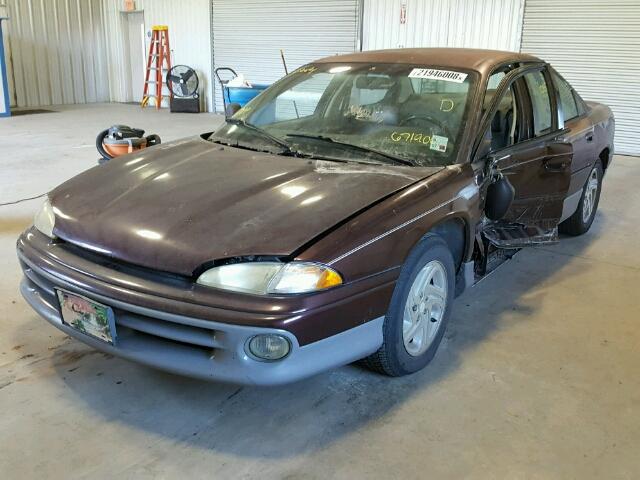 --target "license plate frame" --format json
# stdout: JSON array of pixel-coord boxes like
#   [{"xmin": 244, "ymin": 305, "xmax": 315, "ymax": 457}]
[{"xmin": 56, "ymin": 289, "xmax": 116, "ymax": 344}]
